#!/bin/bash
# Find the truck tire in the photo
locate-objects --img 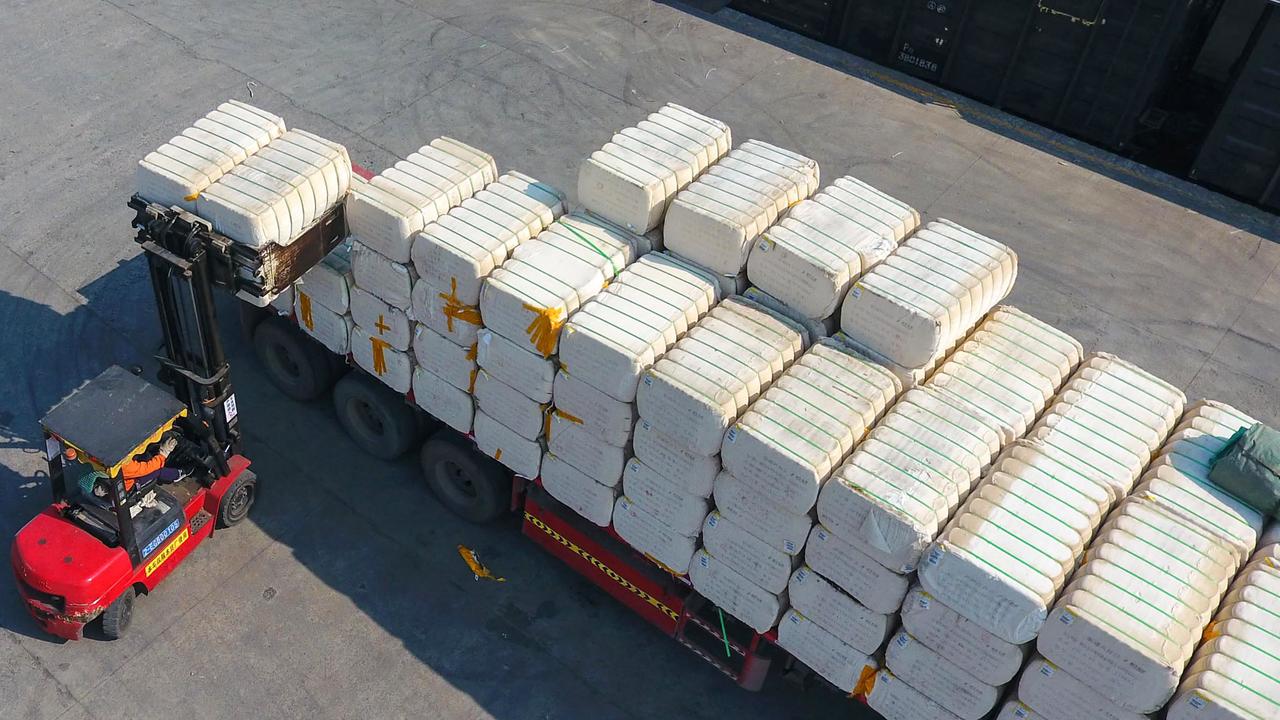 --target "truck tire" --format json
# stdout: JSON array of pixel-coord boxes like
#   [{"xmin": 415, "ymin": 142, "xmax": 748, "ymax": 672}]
[
  {"xmin": 420, "ymin": 432, "xmax": 511, "ymax": 523},
  {"xmin": 253, "ymin": 317, "xmax": 337, "ymax": 401},
  {"xmin": 334, "ymin": 373, "xmax": 418, "ymax": 459},
  {"xmin": 217, "ymin": 470, "xmax": 257, "ymax": 528},
  {"xmin": 100, "ymin": 587, "xmax": 135, "ymax": 640}
]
